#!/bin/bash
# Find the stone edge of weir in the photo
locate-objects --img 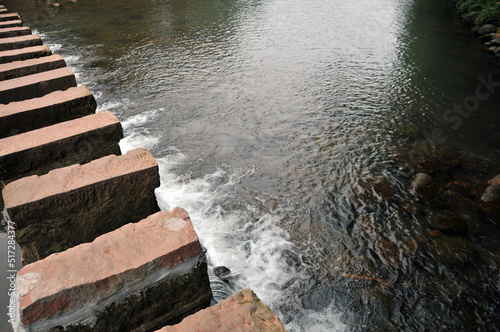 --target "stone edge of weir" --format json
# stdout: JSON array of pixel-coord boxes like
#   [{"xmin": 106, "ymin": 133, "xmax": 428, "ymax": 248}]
[
  {"xmin": 13, "ymin": 209, "xmax": 212, "ymax": 331},
  {"xmin": 0, "ymin": 5, "xmax": 287, "ymax": 332}
]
